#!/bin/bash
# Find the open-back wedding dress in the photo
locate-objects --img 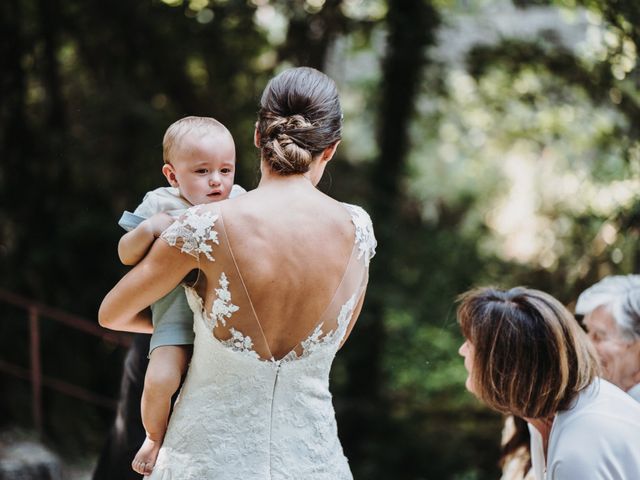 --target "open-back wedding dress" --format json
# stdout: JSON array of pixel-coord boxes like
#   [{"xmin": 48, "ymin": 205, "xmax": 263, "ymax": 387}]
[{"xmin": 148, "ymin": 202, "xmax": 376, "ymax": 479}]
